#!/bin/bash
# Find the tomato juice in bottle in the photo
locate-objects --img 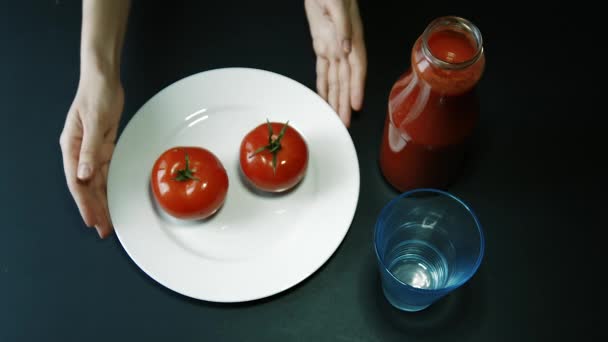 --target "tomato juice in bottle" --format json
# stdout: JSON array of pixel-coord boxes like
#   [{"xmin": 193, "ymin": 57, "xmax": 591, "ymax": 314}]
[{"xmin": 379, "ymin": 16, "xmax": 485, "ymax": 192}]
